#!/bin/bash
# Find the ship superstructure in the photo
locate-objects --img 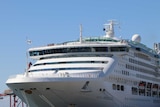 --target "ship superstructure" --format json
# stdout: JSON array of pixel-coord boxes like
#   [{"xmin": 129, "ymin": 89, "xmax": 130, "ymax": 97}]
[{"xmin": 6, "ymin": 21, "xmax": 160, "ymax": 107}]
